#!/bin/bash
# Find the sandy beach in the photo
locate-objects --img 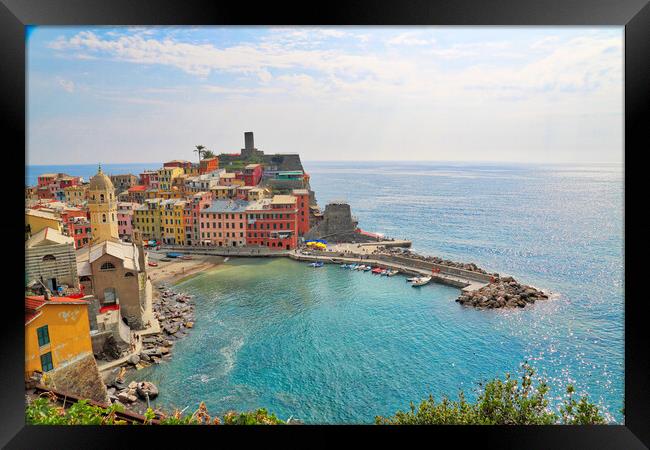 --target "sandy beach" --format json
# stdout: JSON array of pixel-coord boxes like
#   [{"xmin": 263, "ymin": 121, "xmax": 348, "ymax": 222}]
[{"xmin": 146, "ymin": 253, "xmax": 225, "ymax": 286}]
